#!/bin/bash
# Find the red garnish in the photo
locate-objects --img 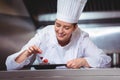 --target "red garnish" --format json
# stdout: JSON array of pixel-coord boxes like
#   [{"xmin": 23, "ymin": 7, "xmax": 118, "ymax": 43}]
[{"xmin": 43, "ymin": 59, "xmax": 48, "ymax": 63}]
